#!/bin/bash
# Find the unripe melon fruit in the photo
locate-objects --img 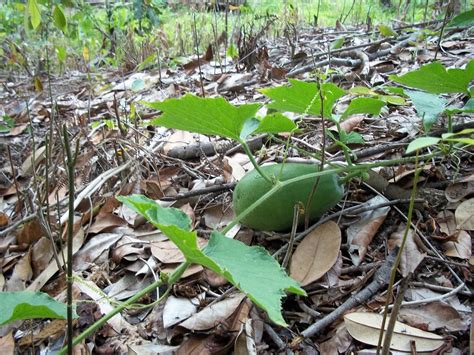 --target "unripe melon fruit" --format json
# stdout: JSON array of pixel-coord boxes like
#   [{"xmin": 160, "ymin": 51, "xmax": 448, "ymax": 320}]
[{"xmin": 233, "ymin": 163, "xmax": 344, "ymax": 231}]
